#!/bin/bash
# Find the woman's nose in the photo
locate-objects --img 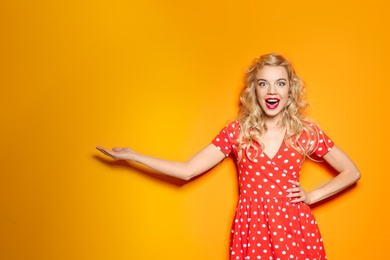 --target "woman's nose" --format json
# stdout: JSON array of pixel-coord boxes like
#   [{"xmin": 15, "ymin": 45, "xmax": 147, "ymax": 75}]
[{"xmin": 267, "ymin": 84, "xmax": 277, "ymax": 95}]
